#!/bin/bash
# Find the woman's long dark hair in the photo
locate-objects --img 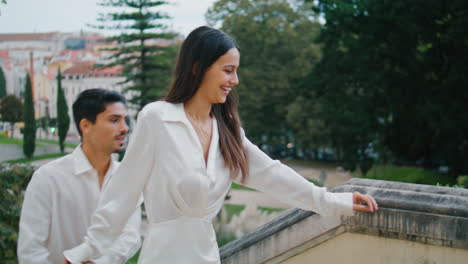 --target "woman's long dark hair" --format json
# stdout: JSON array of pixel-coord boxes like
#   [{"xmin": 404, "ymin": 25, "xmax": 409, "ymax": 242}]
[{"xmin": 165, "ymin": 26, "xmax": 249, "ymax": 183}]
